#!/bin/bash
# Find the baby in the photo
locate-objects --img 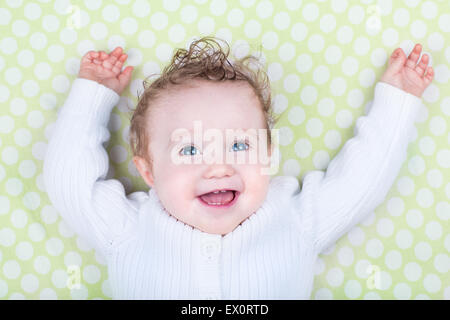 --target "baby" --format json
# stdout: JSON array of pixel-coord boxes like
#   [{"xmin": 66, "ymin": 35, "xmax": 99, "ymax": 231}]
[{"xmin": 43, "ymin": 37, "xmax": 433, "ymax": 299}]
